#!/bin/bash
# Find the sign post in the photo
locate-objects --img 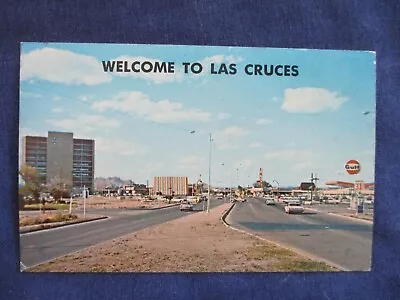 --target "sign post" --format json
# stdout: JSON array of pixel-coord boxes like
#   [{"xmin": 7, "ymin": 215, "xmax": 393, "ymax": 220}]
[
  {"xmin": 83, "ymin": 185, "xmax": 87, "ymax": 219},
  {"xmin": 345, "ymin": 160, "xmax": 361, "ymax": 213},
  {"xmin": 69, "ymin": 195, "xmax": 73, "ymax": 214}
]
